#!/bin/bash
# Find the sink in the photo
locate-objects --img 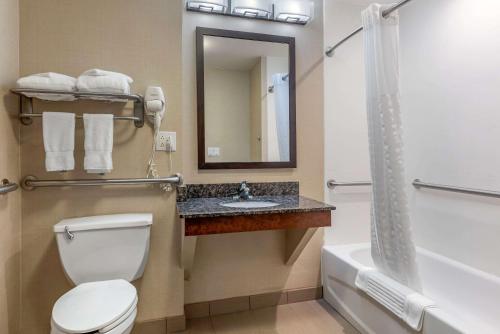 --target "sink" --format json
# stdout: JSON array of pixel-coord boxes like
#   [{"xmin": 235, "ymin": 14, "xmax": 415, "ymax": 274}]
[{"xmin": 220, "ymin": 201, "xmax": 280, "ymax": 209}]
